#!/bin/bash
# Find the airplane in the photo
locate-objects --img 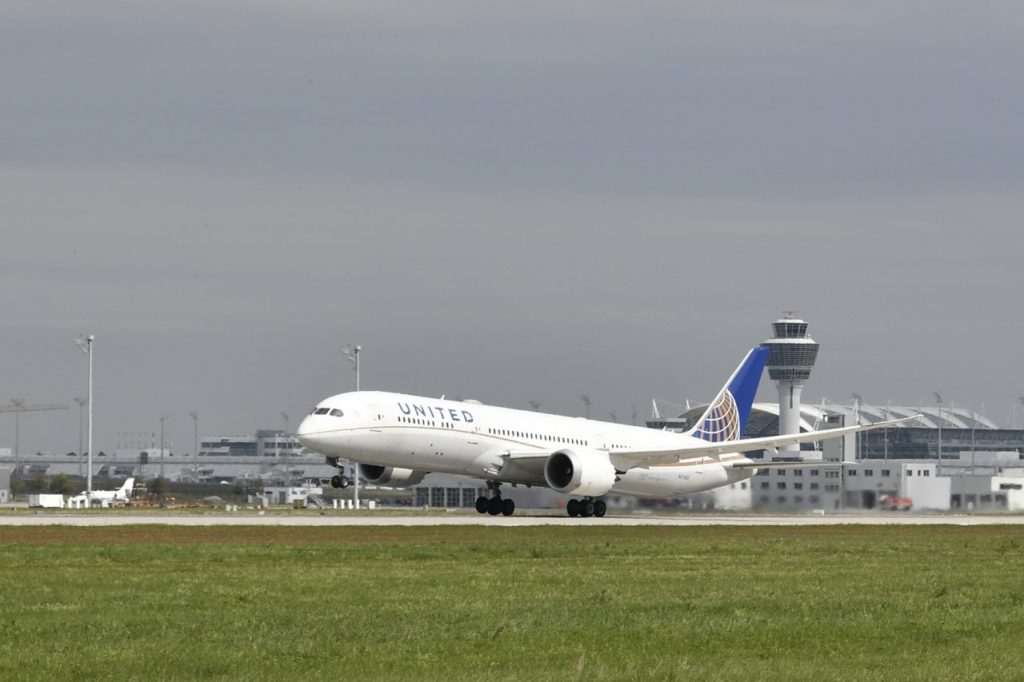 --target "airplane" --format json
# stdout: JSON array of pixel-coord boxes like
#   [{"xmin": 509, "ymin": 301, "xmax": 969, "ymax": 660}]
[
  {"xmin": 67, "ymin": 477, "xmax": 135, "ymax": 508},
  {"xmin": 295, "ymin": 345, "xmax": 913, "ymax": 517}
]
